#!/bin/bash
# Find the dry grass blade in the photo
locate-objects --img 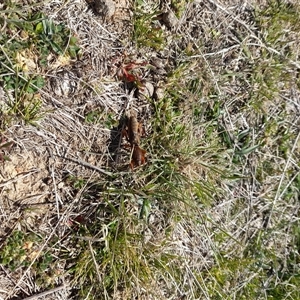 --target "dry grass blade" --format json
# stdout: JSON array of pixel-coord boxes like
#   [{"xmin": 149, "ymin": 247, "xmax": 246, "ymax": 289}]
[{"xmin": 21, "ymin": 284, "xmax": 68, "ymax": 300}]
